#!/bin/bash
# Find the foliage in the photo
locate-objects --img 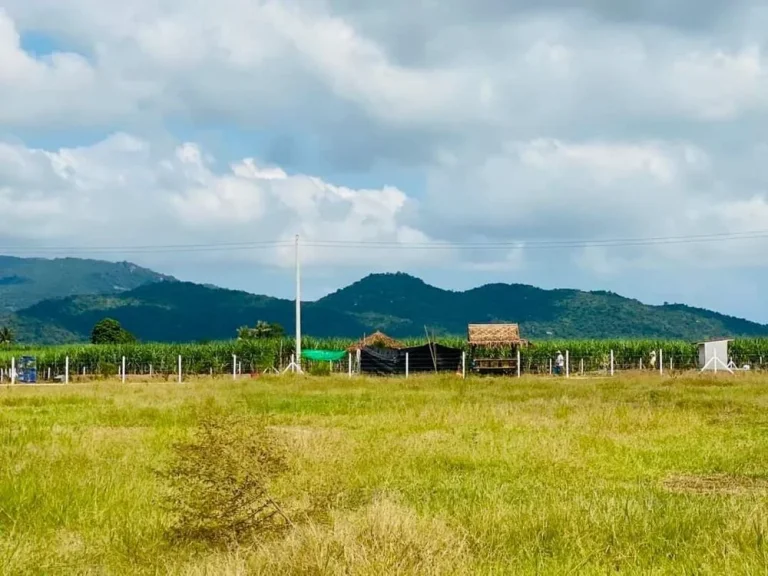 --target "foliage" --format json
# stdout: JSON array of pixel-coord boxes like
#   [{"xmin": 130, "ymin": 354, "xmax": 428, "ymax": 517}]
[
  {"xmin": 4, "ymin": 375, "xmax": 768, "ymax": 573},
  {"xmin": 2, "ymin": 336, "xmax": 768, "ymax": 375},
  {"xmin": 7, "ymin": 271, "xmax": 768, "ymax": 345},
  {"xmin": 0, "ymin": 326, "xmax": 14, "ymax": 346},
  {"xmin": 161, "ymin": 410, "xmax": 288, "ymax": 545},
  {"xmin": 0, "ymin": 254, "xmax": 170, "ymax": 314},
  {"xmin": 237, "ymin": 320, "xmax": 285, "ymax": 340},
  {"xmin": 91, "ymin": 318, "xmax": 137, "ymax": 345}
]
